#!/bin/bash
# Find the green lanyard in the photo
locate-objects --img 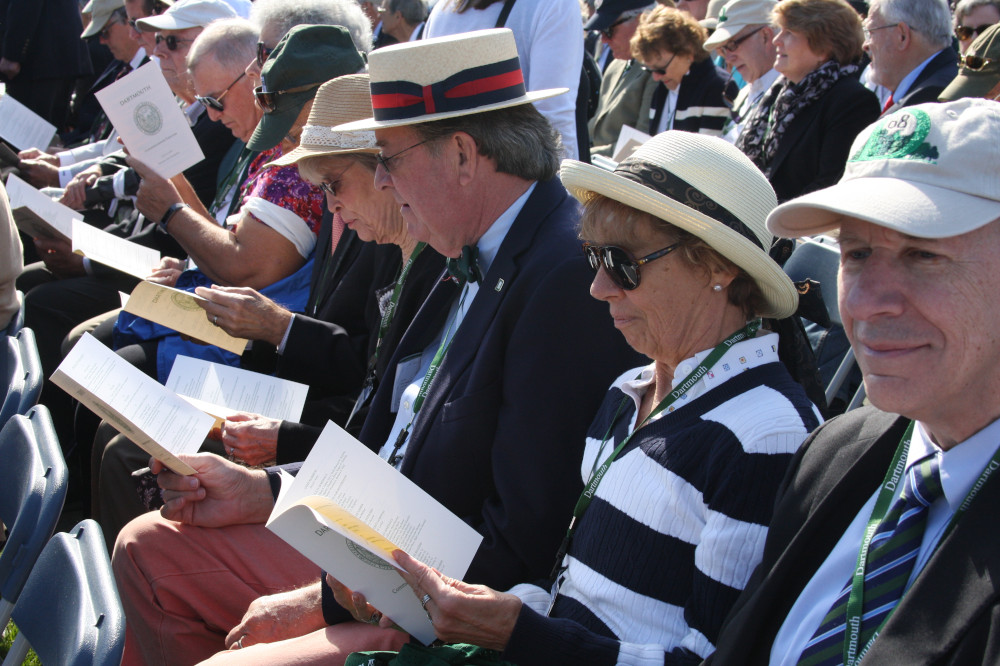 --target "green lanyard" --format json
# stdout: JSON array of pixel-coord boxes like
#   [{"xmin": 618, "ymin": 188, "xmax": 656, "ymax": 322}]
[
  {"xmin": 549, "ymin": 320, "xmax": 761, "ymax": 580},
  {"xmin": 386, "ymin": 279, "xmax": 470, "ymax": 466},
  {"xmin": 374, "ymin": 243, "xmax": 427, "ymax": 371},
  {"xmin": 209, "ymin": 147, "xmax": 255, "ymax": 220},
  {"xmin": 843, "ymin": 422, "xmax": 1000, "ymax": 665},
  {"xmin": 346, "ymin": 243, "xmax": 427, "ymax": 429}
]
